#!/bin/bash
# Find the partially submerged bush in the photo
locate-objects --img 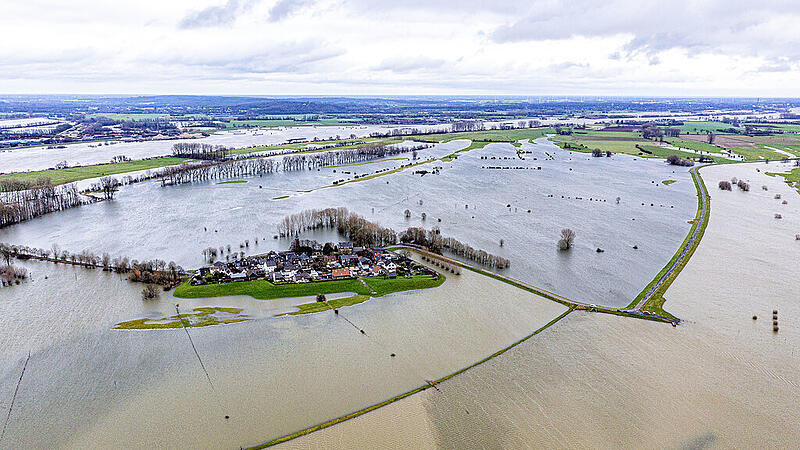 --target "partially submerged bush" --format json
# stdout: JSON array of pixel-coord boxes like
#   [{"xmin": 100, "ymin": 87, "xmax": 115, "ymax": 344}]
[
  {"xmin": 666, "ymin": 155, "xmax": 694, "ymax": 166},
  {"xmin": 718, "ymin": 181, "xmax": 732, "ymax": 191},
  {"xmin": 557, "ymin": 228, "xmax": 576, "ymax": 251},
  {"xmin": 141, "ymin": 284, "xmax": 160, "ymax": 300},
  {"xmin": 737, "ymin": 180, "xmax": 750, "ymax": 191}
]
